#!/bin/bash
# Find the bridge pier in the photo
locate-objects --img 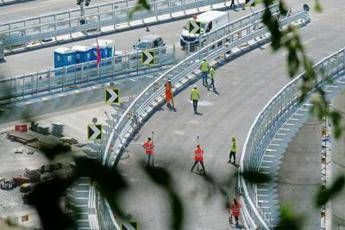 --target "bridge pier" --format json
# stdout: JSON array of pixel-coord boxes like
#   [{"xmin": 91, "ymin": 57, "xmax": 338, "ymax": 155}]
[
  {"xmin": 331, "ymin": 94, "xmax": 345, "ymax": 229},
  {"xmin": 278, "ymin": 117, "xmax": 322, "ymax": 229}
]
